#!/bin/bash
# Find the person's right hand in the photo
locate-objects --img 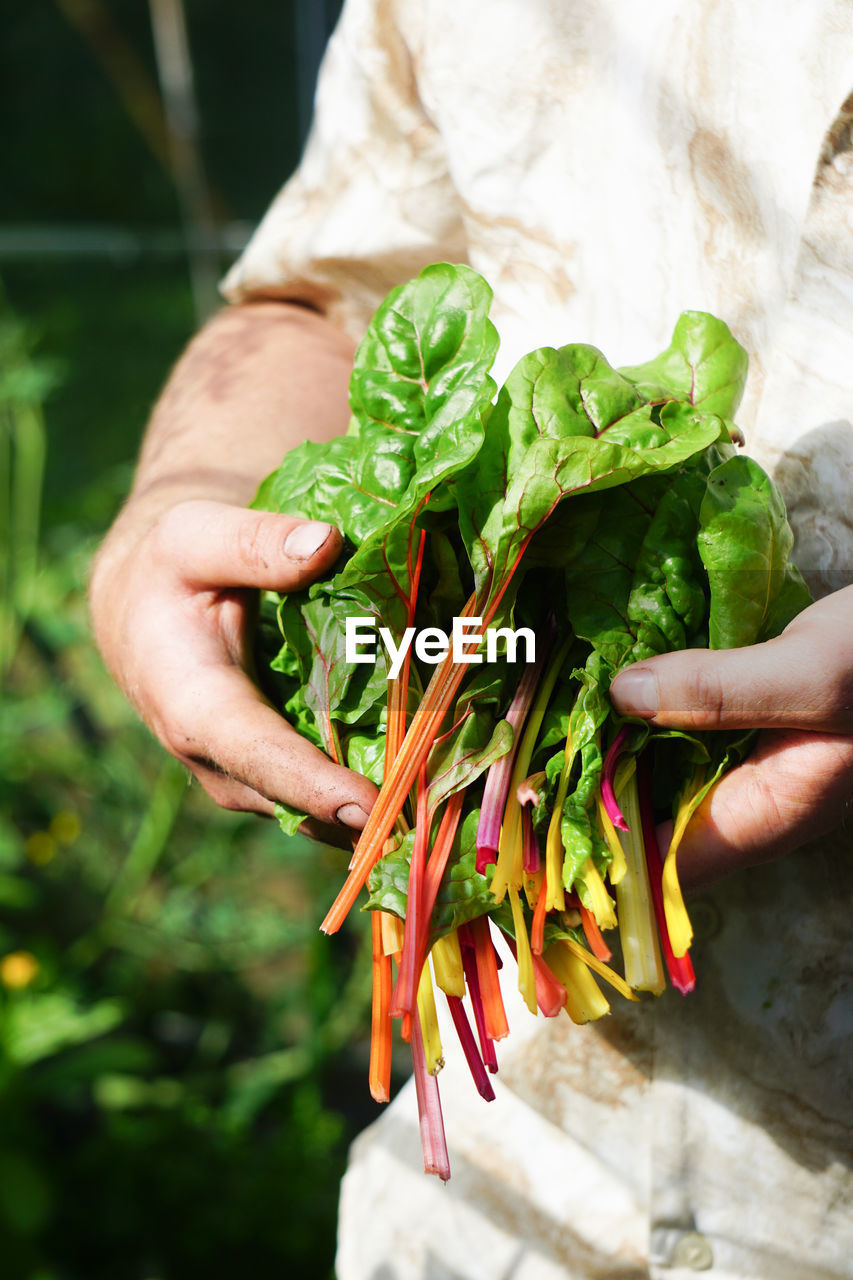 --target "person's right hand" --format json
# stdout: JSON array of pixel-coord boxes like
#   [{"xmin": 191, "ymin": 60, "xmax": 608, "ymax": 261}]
[{"xmin": 89, "ymin": 498, "xmax": 379, "ymax": 833}]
